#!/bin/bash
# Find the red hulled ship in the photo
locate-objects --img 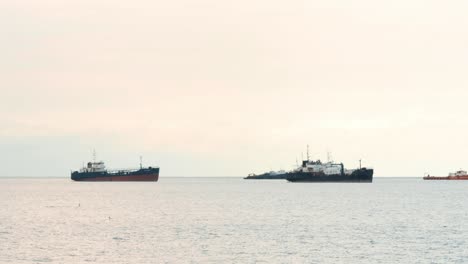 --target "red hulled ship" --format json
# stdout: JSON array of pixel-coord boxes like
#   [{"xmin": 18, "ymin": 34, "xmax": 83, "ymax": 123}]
[{"xmin": 423, "ymin": 170, "xmax": 468, "ymax": 180}]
